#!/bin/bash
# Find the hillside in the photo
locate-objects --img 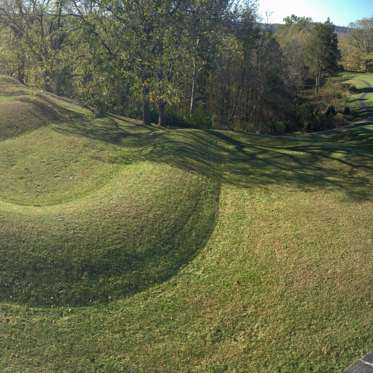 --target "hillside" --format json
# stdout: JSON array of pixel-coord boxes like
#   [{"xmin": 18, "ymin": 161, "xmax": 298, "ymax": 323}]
[
  {"xmin": 0, "ymin": 75, "xmax": 373, "ymax": 372},
  {"xmin": 344, "ymin": 72, "xmax": 373, "ymax": 118},
  {"xmin": 261, "ymin": 23, "xmax": 351, "ymax": 35}
]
